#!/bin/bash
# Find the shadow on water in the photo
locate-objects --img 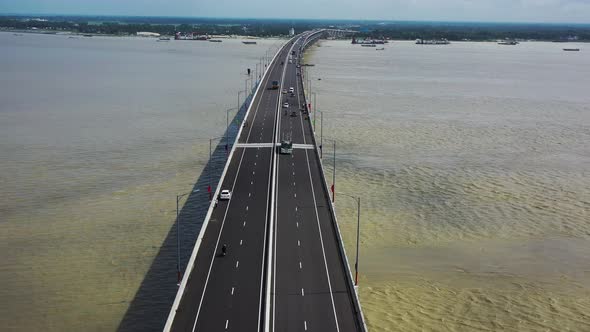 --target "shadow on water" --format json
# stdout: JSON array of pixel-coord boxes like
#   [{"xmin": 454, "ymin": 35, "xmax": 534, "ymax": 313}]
[{"xmin": 117, "ymin": 99, "xmax": 250, "ymax": 332}]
